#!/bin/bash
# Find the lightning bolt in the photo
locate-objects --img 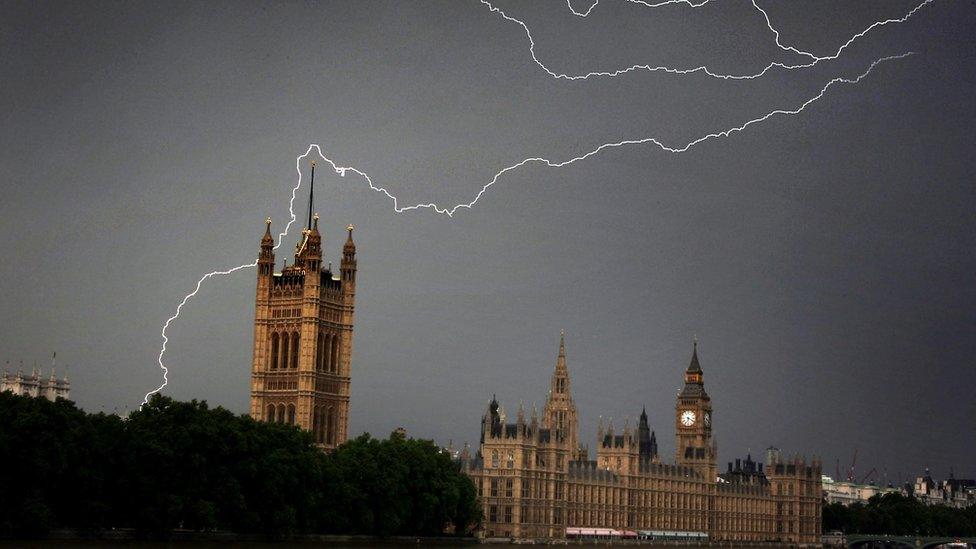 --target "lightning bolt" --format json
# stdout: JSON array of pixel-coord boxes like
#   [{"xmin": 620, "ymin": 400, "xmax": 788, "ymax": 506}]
[
  {"xmin": 567, "ymin": 0, "xmax": 713, "ymax": 19},
  {"xmin": 142, "ymin": 155, "xmax": 307, "ymax": 405},
  {"xmin": 483, "ymin": 0, "xmax": 933, "ymax": 80},
  {"xmin": 144, "ymin": 1, "xmax": 924, "ymax": 402},
  {"xmin": 312, "ymin": 52, "xmax": 912, "ymax": 217}
]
